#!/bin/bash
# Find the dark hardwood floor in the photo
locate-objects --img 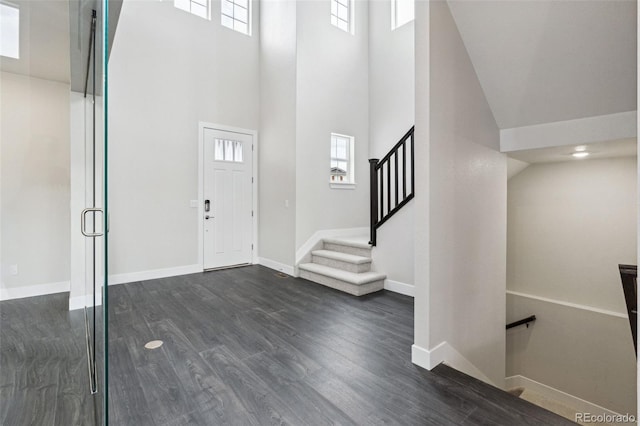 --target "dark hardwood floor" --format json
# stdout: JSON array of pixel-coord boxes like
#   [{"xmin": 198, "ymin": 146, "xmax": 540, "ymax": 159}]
[{"xmin": 1, "ymin": 265, "xmax": 576, "ymax": 425}]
